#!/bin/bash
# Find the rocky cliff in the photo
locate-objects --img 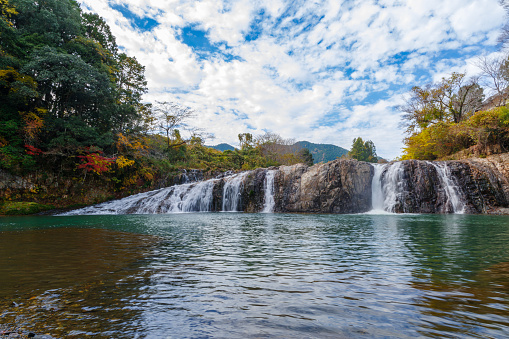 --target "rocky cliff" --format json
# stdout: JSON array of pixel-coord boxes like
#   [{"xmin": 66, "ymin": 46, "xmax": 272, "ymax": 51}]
[
  {"xmin": 273, "ymin": 160, "xmax": 373, "ymax": 213},
  {"xmin": 61, "ymin": 156, "xmax": 509, "ymax": 215},
  {"xmin": 376, "ymin": 160, "xmax": 509, "ymax": 214}
]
